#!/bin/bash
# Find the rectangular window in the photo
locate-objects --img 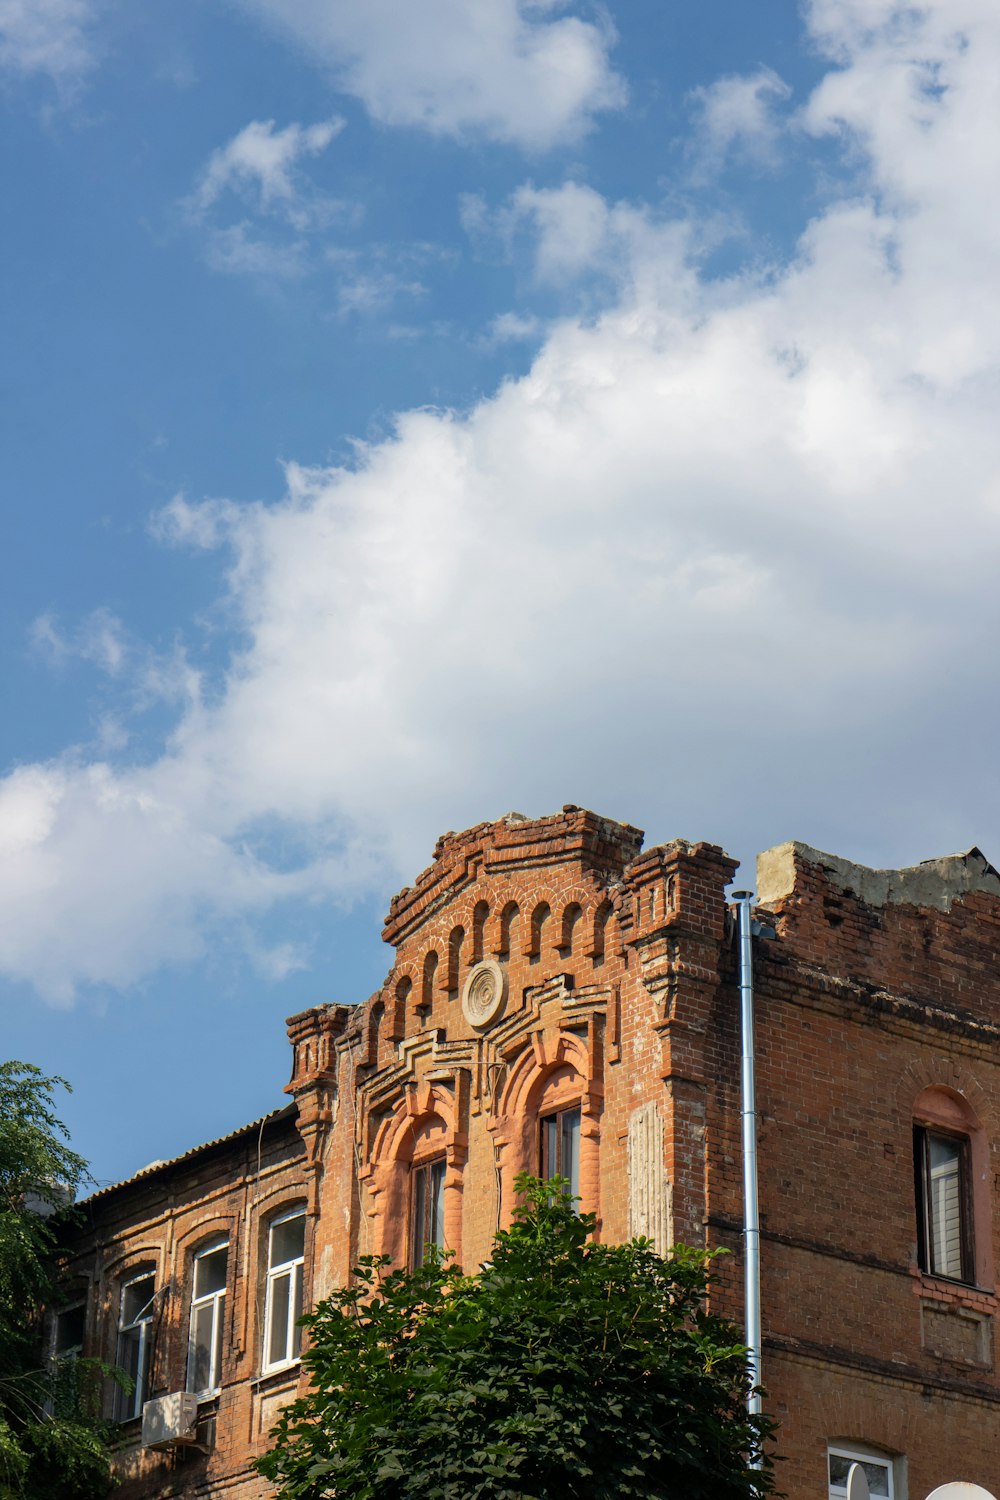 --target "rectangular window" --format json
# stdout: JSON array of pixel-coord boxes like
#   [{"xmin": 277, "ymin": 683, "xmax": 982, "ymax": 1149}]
[
  {"xmin": 410, "ymin": 1158, "xmax": 446, "ymax": 1269},
  {"xmin": 828, "ymin": 1446, "xmax": 893, "ymax": 1498},
  {"xmin": 53, "ymin": 1303, "xmax": 86, "ymax": 1362},
  {"xmin": 263, "ymin": 1212, "xmax": 305, "ymax": 1373},
  {"xmin": 114, "ymin": 1273, "xmax": 156, "ymax": 1421},
  {"xmin": 187, "ymin": 1241, "xmax": 227, "ymax": 1397},
  {"xmin": 540, "ymin": 1106, "xmax": 581, "ymax": 1200},
  {"xmin": 915, "ymin": 1126, "xmax": 974, "ymax": 1283}
]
